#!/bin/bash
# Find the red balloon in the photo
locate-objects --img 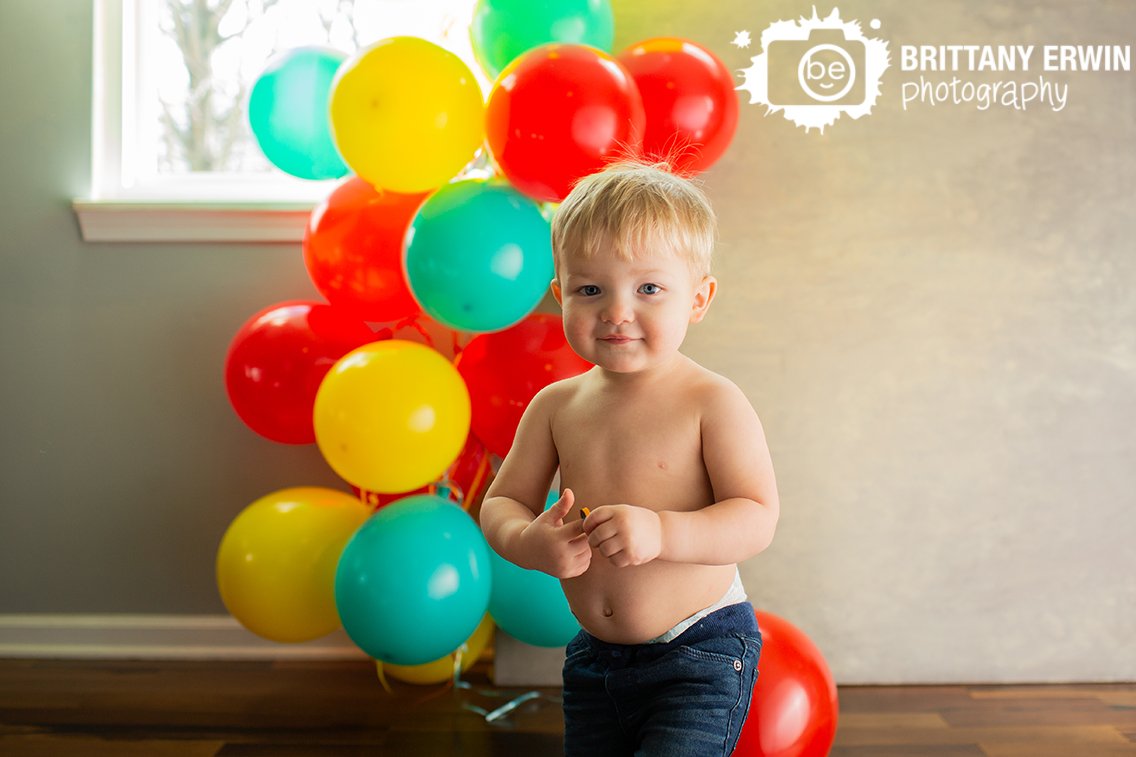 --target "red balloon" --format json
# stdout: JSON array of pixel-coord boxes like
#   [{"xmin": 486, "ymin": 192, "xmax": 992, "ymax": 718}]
[
  {"xmin": 486, "ymin": 44, "xmax": 646, "ymax": 203},
  {"xmin": 618, "ymin": 38, "xmax": 739, "ymax": 175},
  {"xmin": 733, "ymin": 611, "xmax": 839, "ymax": 757},
  {"xmin": 303, "ymin": 177, "xmax": 429, "ymax": 321},
  {"xmin": 455, "ymin": 313, "xmax": 592, "ymax": 458},
  {"xmin": 224, "ymin": 301, "xmax": 377, "ymax": 444}
]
